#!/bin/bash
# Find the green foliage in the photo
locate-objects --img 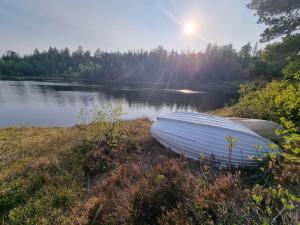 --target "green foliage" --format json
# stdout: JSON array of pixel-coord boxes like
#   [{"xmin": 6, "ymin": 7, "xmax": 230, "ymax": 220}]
[
  {"xmin": 0, "ymin": 179, "xmax": 28, "ymax": 218},
  {"xmin": 247, "ymin": 0, "xmax": 300, "ymax": 42},
  {"xmin": 0, "ymin": 43, "xmax": 283, "ymax": 83},
  {"xmin": 225, "ymin": 135, "xmax": 239, "ymax": 168},
  {"xmin": 245, "ymin": 3, "xmax": 300, "ymax": 199},
  {"xmin": 8, "ymin": 200, "xmax": 41, "ymax": 225},
  {"xmin": 0, "ymin": 127, "xmax": 85, "ymax": 225},
  {"xmin": 0, "ymin": 172, "xmax": 80, "ymax": 225},
  {"xmin": 78, "ymin": 61, "xmax": 101, "ymax": 79},
  {"xmin": 233, "ymin": 68, "xmax": 300, "ymax": 223},
  {"xmin": 235, "ymin": 79, "xmax": 300, "ymax": 184},
  {"xmin": 79, "ymin": 103, "xmax": 125, "ymax": 150},
  {"xmin": 238, "ymin": 80, "xmax": 264, "ymax": 96},
  {"xmin": 262, "ymin": 35, "xmax": 300, "ymax": 62},
  {"xmin": 280, "ymin": 133, "xmax": 300, "ymax": 164},
  {"xmin": 238, "ymin": 42, "xmax": 252, "ymax": 67},
  {"xmin": 282, "ymin": 58, "xmax": 300, "ymax": 80},
  {"xmin": 251, "ymin": 185, "xmax": 300, "ymax": 224},
  {"xmin": 235, "ymin": 80, "xmax": 300, "ymax": 128},
  {"xmin": 52, "ymin": 188, "xmax": 76, "ymax": 209},
  {"xmin": 274, "ymin": 83, "xmax": 300, "ymax": 132},
  {"xmin": 7, "ymin": 197, "xmax": 73, "ymax": 225},
  {"xmin": 62, "ymin": 61, "xmax": 102, "ymax": 79}
]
